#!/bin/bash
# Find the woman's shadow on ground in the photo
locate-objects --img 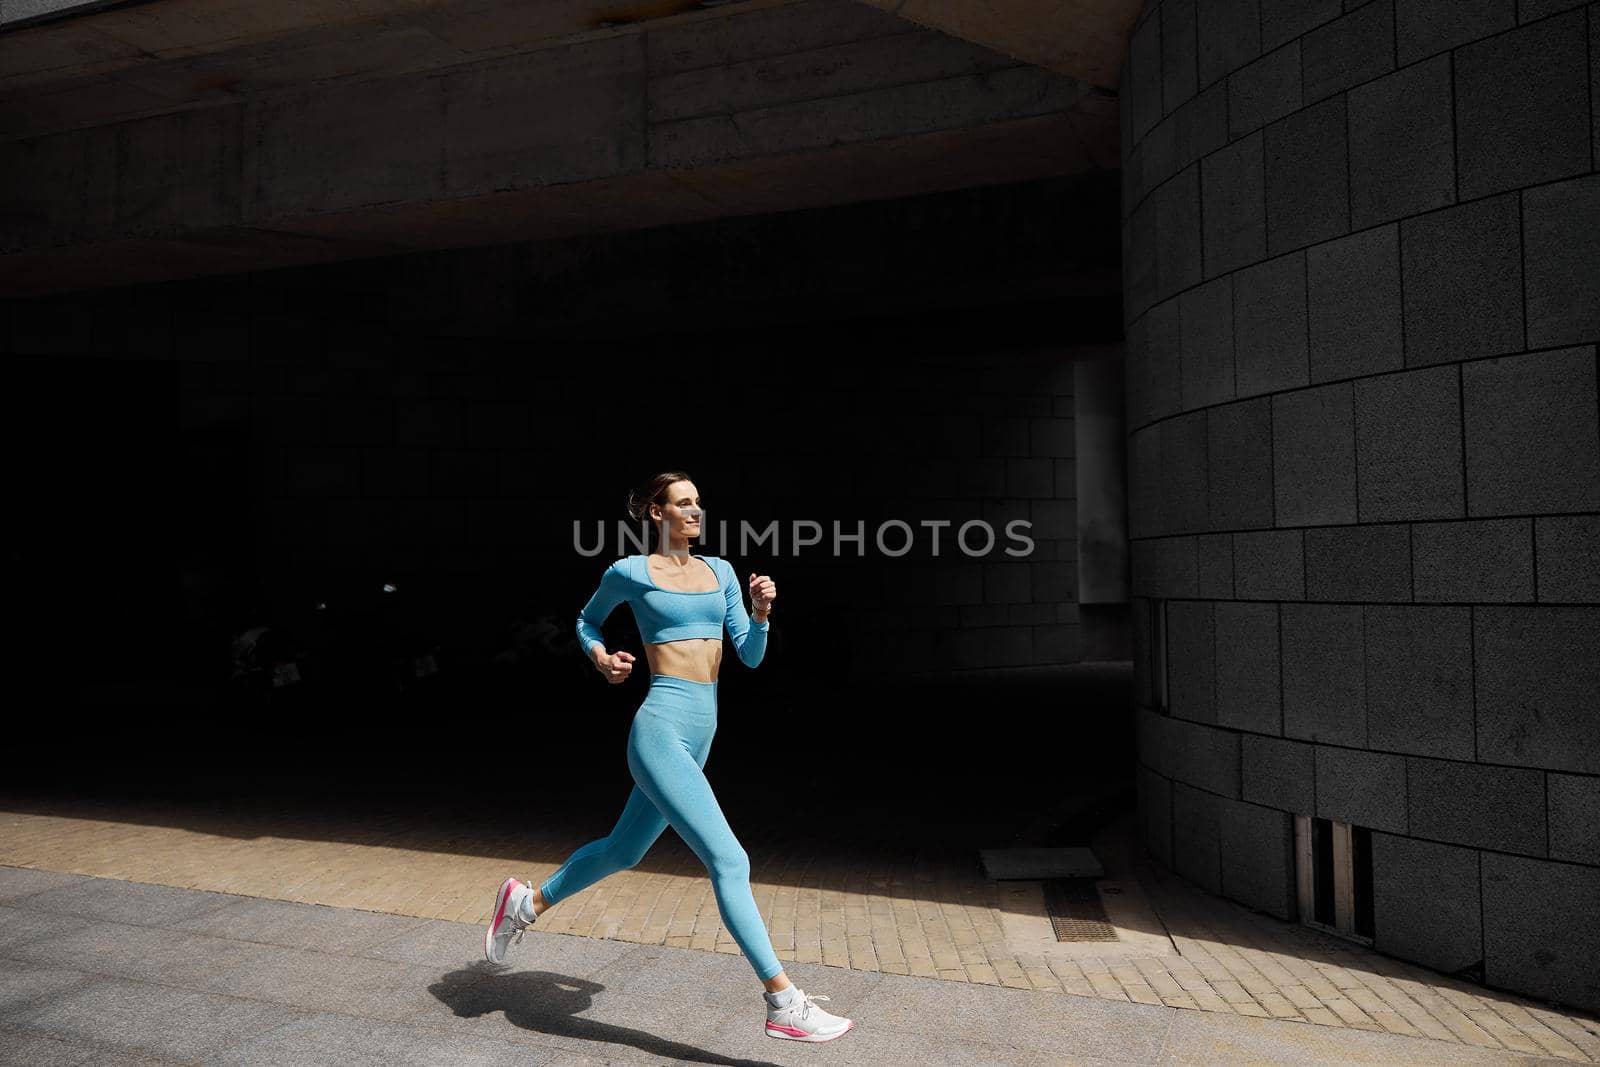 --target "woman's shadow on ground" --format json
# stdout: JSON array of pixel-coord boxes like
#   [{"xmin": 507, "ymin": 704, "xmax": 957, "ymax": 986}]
[{"xmin": 430, "ymin": 963, "xmax": 784, "ymax": 1067}]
